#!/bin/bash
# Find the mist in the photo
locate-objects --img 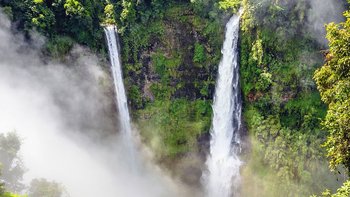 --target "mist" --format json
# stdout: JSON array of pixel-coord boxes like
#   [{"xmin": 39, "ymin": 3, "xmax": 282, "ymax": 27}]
[
  {"xmin": 0, "ymin": 11, "xmax": 190, "ymax": 197},
  {"xmin": 307, "ymin": 0, "xmax": 346, "ymax": 46},
  {"xmin": 251, "ymin": 0, "xmax": 346, "ymax": 46}
]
